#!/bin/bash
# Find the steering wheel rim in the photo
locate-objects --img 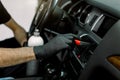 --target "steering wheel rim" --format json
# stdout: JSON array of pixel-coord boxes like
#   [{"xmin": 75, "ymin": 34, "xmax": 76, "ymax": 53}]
[{"xmin": 29, "ymin": 0, "xmax": 58, "ymax": 36}]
